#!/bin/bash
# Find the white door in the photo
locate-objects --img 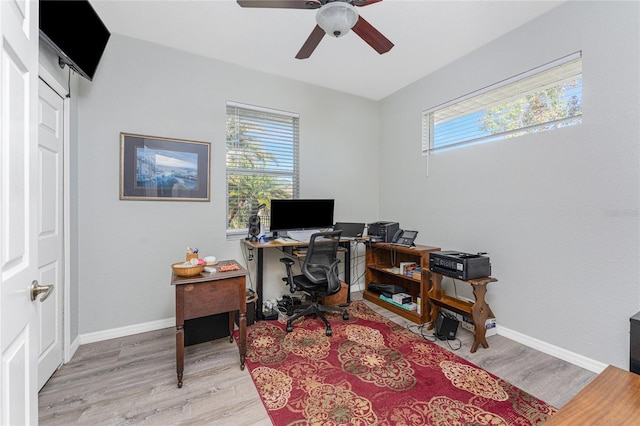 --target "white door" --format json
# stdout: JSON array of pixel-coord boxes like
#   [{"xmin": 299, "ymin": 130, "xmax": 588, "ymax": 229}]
[
  {"xmin": 37, "ymin": 78, "xmax": 64, "ymax": 390},
  {"xmin": 1, "ymin": 0, "xmax": 41, "ymax": 424}
]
